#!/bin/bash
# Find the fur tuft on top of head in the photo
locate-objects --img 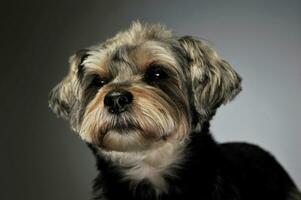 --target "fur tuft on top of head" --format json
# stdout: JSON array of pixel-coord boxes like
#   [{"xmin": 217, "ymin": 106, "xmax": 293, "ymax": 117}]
[{"xmin": 107, "ymin": 21, "xmax": 173, "ymax": 46}]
